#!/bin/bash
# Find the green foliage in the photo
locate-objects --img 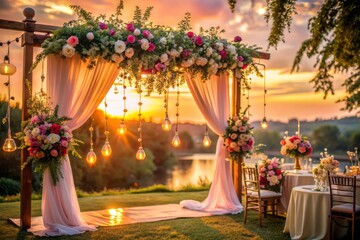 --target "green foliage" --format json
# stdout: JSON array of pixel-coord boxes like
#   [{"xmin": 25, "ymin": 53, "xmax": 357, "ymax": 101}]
[
  {"xmin": 311, "ymin": 125, "xmax": 341, "ymax": 151},
  {"xmin": 0, "ymin": 178, "xmax": 20, "ymax": 196},
  {"xmin": 177, "ymin": 12, "xmax": 192, "ymax": 32},
  {"xmin": 129, "ymin": 184, "xmax": 171, "ymax": 194}
]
